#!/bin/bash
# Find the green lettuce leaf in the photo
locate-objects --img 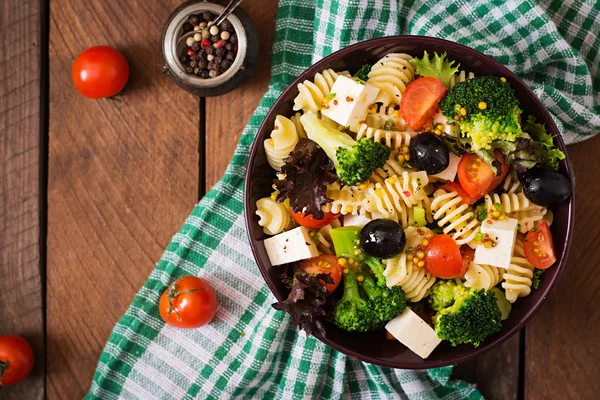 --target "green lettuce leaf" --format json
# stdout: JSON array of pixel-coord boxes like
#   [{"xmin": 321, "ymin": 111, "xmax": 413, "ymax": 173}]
[
  {"xmin": 523, "ymin": 116, "xmax": 566, "ymax": 170},
  {"xmin": 410, "ymin": 51, "xmax": 460, "ymax": 88}
]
